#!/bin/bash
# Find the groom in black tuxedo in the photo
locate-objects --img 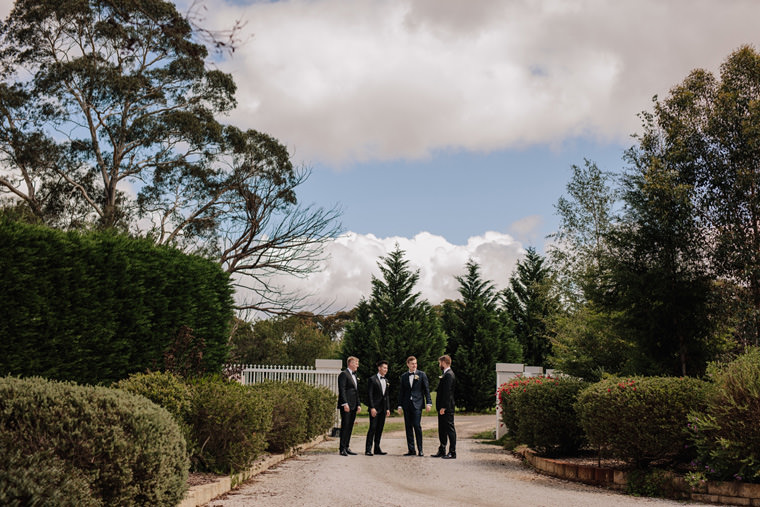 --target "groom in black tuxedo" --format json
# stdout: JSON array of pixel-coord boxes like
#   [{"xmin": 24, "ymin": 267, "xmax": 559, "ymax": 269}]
[
  {"xmin": 397, "ymin": 355, "xmax": 432, "ymax": 456},
  {"xmin": 337, "ymin": 356, "xmax": 361, "ymax": 455},
  {"xmin": 432, "ymin": 354, "xmax": 457, "ymax": 459},
  {"xmin": 365, "ymin": 359, "xmax": 390, "ymax": 456}
]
